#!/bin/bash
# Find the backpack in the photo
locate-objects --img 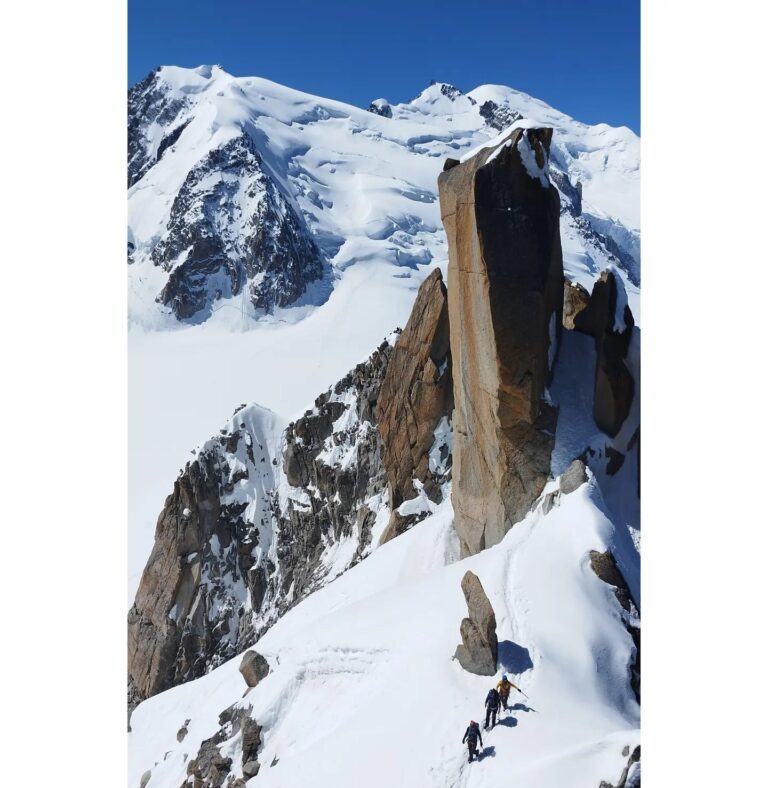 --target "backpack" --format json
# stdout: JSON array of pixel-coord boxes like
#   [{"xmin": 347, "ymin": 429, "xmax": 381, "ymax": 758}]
[
  {"xmin": 466, "ymin": 724, "xmax": 480, "ymax": 742},
  {"xmin": 486, "ymin": 689, "xmax": 500, "ymax": 707}
]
